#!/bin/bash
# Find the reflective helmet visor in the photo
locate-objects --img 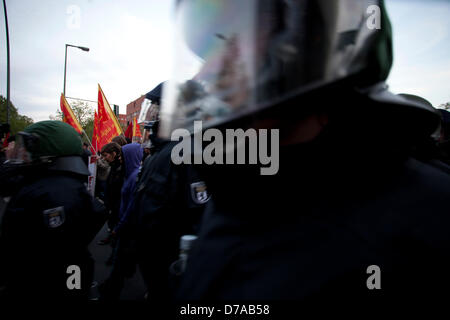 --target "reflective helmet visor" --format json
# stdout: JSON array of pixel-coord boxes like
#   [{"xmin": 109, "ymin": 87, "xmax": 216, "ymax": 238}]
[{"xmin": 160, "ymin": 0, "xmax": 384, "ymax": 137}]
